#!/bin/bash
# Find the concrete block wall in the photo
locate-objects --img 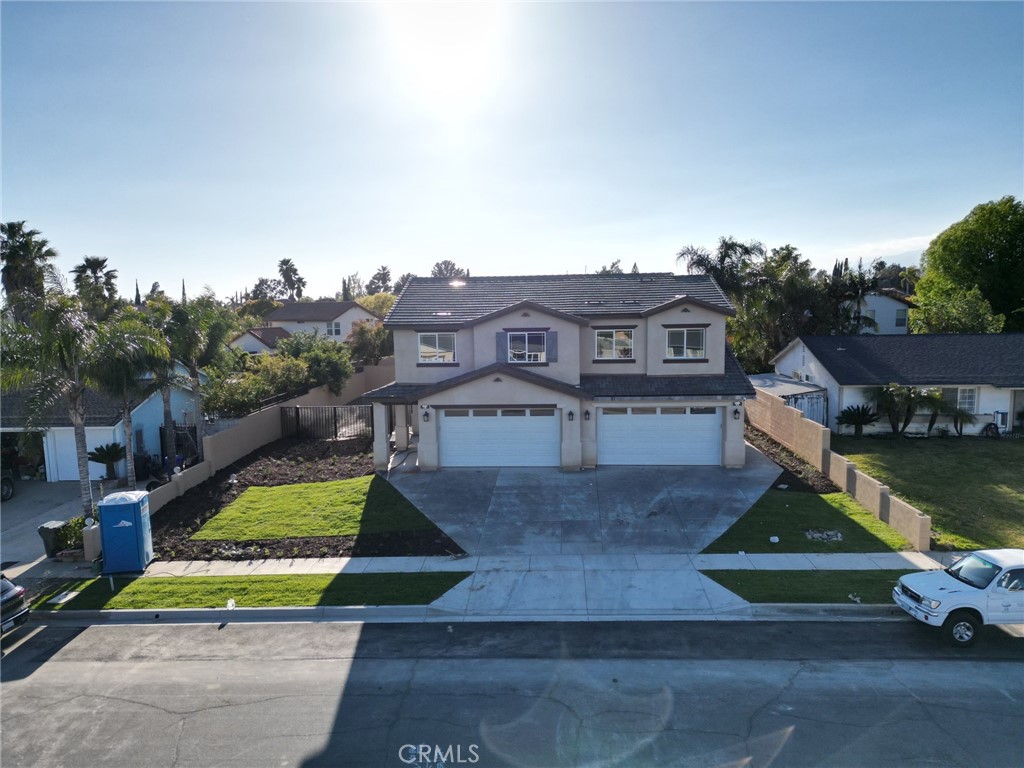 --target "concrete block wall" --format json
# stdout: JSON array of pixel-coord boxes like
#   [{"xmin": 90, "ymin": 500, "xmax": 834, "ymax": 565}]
[{"xmin": 750, "ymin": 388, "xmax": 932, "ymax": 551}]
